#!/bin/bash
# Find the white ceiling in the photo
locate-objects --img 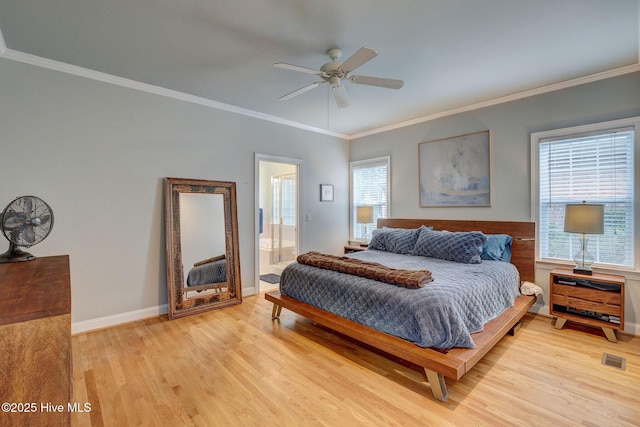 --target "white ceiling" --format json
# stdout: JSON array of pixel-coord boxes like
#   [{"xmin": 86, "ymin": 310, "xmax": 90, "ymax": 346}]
[{"xmin": 0, "ymin": 0, "xmax": 638, "ymax": 138}]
